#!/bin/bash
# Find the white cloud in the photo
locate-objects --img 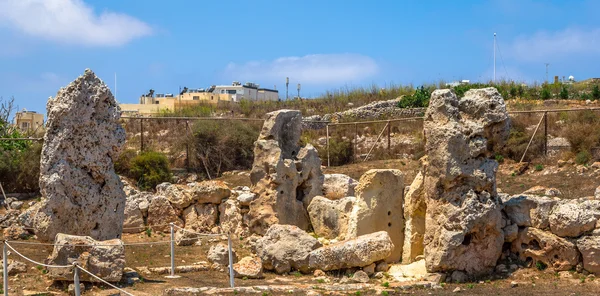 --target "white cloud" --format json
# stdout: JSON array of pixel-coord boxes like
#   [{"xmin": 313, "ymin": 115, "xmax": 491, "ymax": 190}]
[
  {"xmin": 0, "ymin": 0, "xmax": 152, "ymax": 47},
  {"xmin": 509, "ymin": 27, "xmax": 600, "ymax": 62},
  {"xmin": 224, "ymin": 54, "xmax": 379, "ymax": 84}
]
